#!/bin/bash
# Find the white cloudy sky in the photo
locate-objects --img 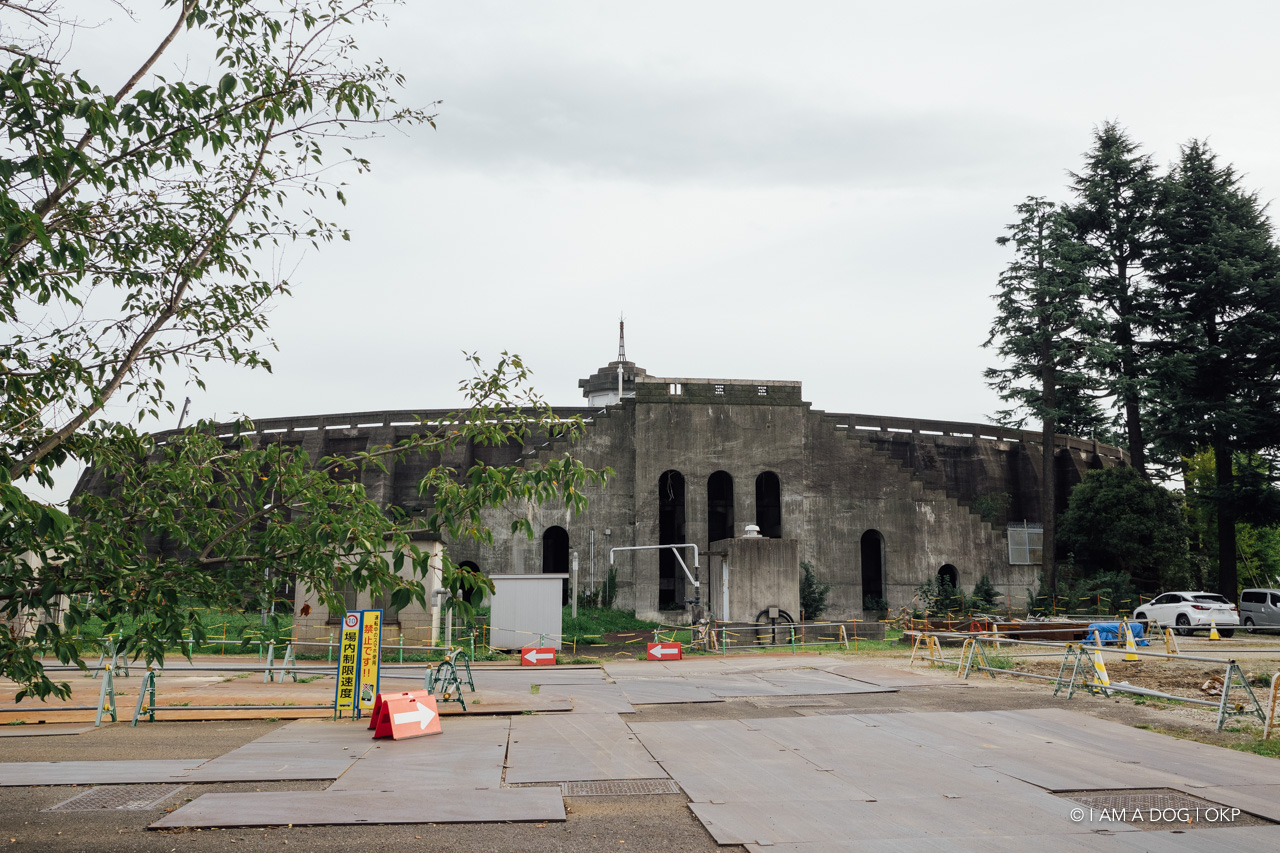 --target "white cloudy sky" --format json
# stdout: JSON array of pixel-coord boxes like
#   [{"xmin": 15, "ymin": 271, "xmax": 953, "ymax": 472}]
[{"xmin": 25, "ymin": 0, "xmax": 1280, "ymax": 499}]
